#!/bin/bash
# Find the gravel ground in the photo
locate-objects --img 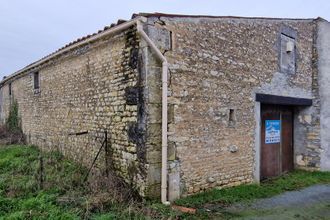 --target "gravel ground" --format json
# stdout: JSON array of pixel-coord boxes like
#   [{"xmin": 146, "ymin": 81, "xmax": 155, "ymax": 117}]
[
  {"xmin": 250, "ymin": 184, "xmax": 330, "ymax": 209},
  {"xmin": 226, "ymin": 184, "xmax": 330, "ymax": 219}
]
